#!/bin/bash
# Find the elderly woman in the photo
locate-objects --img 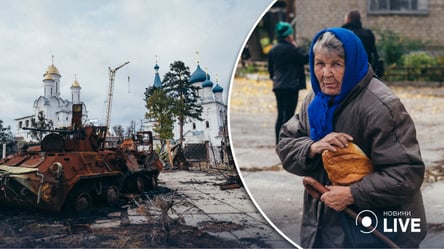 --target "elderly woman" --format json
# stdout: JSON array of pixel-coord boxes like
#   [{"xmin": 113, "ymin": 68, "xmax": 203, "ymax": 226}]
[{"xmin": 277, "ymin": 27, "xmax": 426, "ymax": 248}]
